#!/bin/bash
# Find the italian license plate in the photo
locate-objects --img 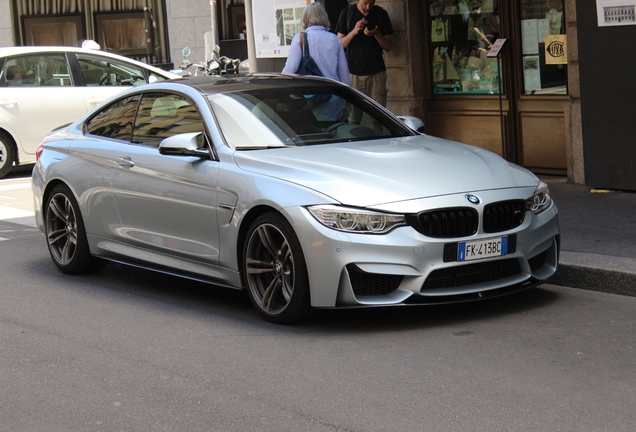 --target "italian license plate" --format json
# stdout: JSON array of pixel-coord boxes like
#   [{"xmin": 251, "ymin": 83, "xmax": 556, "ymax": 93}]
[{"xmin": 458, "ymin": 236, "xmax": 508, "ymax": 261}]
